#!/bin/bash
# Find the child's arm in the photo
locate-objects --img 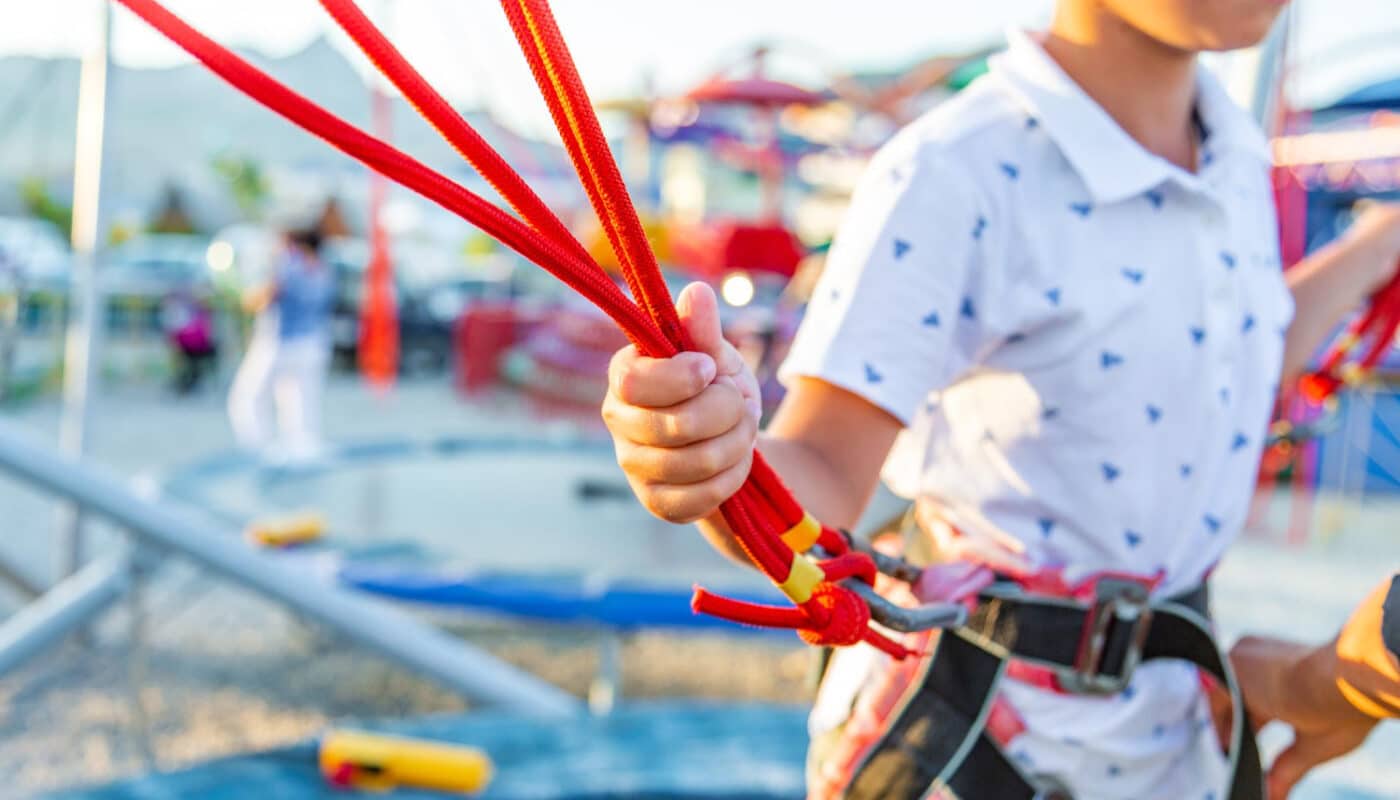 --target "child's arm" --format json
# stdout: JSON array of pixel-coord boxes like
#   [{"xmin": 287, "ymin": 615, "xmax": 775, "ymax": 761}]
[
  {"xmin": 603, "ymin": 282, "xmax": 901, "ymax": 566},
  {"xmin": 1283, "ymin": 204, "xmax": 1400, "ymax": 380}
]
